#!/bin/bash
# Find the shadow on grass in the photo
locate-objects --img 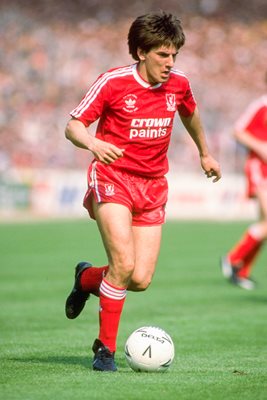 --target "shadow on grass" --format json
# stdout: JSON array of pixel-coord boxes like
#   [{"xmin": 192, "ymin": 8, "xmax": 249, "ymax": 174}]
[
  {"xmin": 8, "ymin": 355, "xmax": 91, "ymax": 368},
  {"xmin": 223, "ymin": 291, "xmax": 267, "ymax": 304},
  {"xmin": 241, "ymin": 294, "xmax": 267, "ymax": 303},
  {"xmin": 7, "ymin": 354, "xmax": 128, "ymax": 371}
]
